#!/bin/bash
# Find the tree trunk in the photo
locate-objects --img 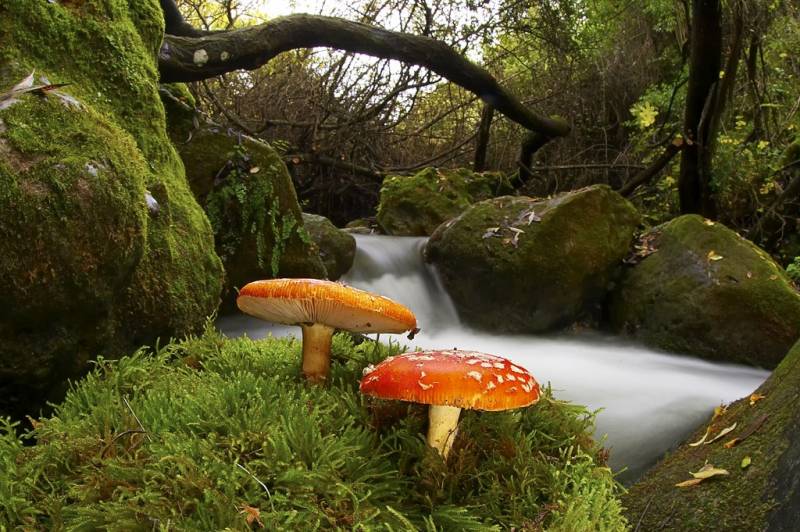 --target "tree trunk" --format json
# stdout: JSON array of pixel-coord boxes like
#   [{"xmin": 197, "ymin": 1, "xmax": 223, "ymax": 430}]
[
  {"xmin": 678, "ymin": 0, "xmax": 722, "ymax": 217},
  {"xmin": 513, "ymin": 132, "xmax": 550, "ymax": 189},
  {"xmin": 473, "ymin": 104, "xmax": 494, "ymax": 172}
]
